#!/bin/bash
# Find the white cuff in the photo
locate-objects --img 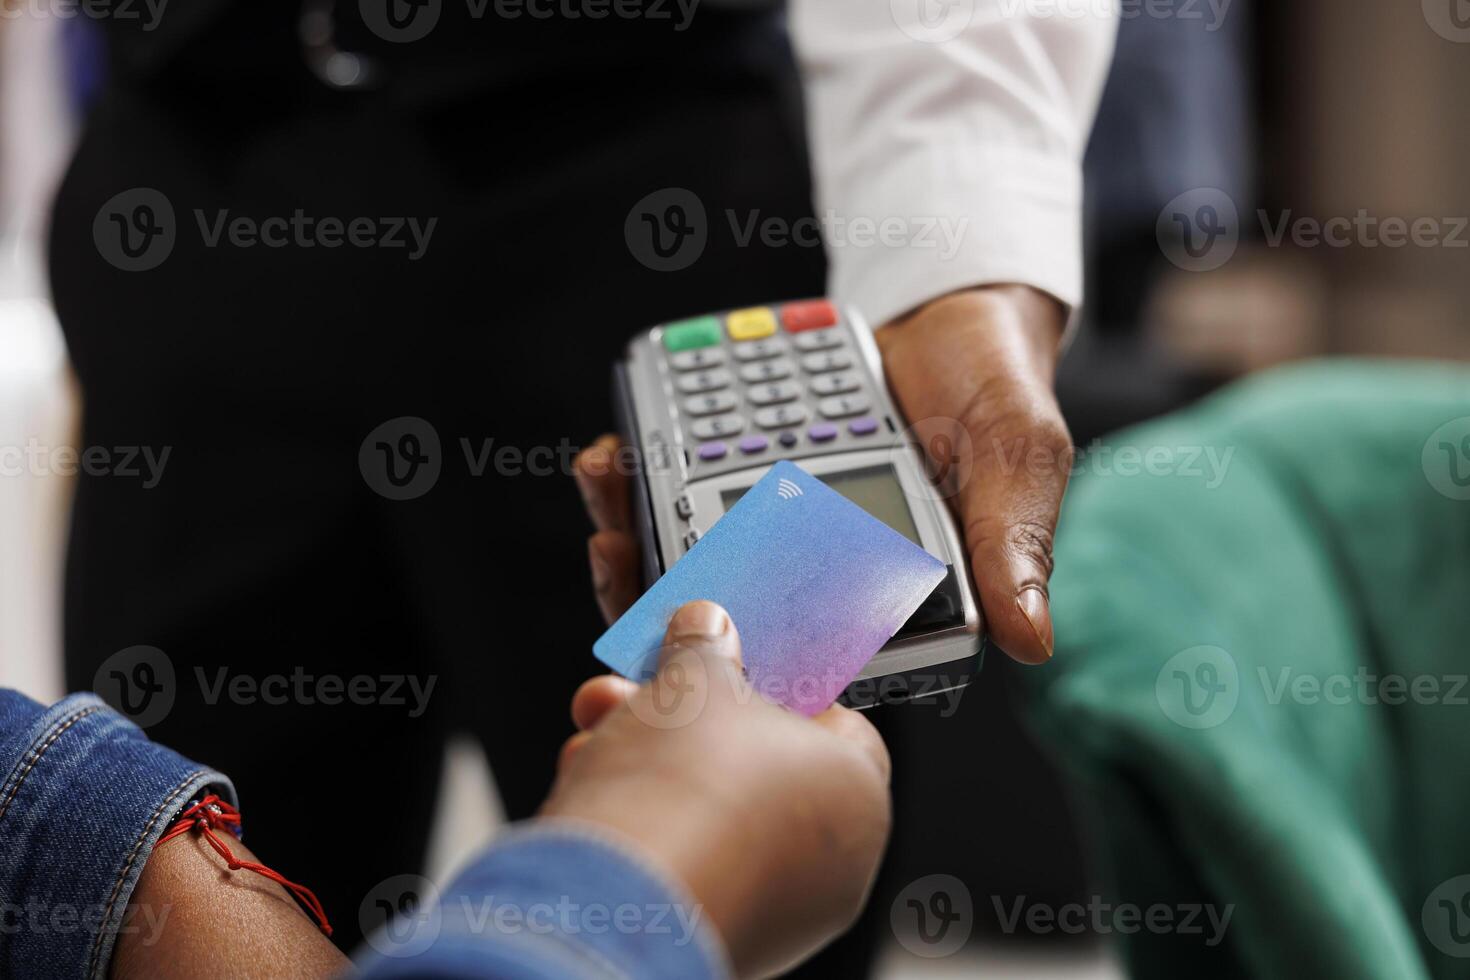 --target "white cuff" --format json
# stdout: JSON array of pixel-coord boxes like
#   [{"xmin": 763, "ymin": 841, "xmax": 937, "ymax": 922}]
[{"xmin": 828, "ymin": 144, "xmax": 1083, "ymax": 331}]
